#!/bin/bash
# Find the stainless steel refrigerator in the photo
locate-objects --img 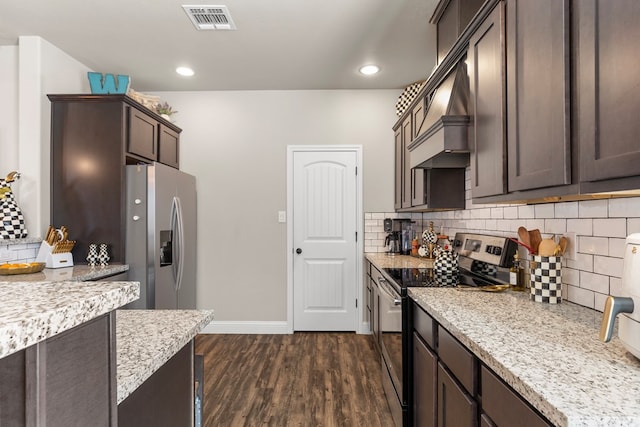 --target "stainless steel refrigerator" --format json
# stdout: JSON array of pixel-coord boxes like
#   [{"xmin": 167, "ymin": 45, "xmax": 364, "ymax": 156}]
[{"xmin": 125, "ymin": 162, "xmax": 197, "ymax": 309}]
